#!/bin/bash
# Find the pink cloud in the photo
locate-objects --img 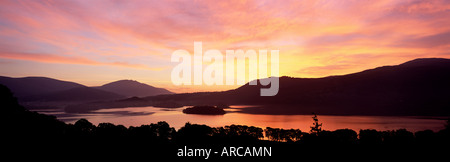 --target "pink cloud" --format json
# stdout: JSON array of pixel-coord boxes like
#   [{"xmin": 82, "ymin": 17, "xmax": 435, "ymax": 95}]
[{"xmin": 0, "ymin": 52, "xmax": 164, "ymax": 70}]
